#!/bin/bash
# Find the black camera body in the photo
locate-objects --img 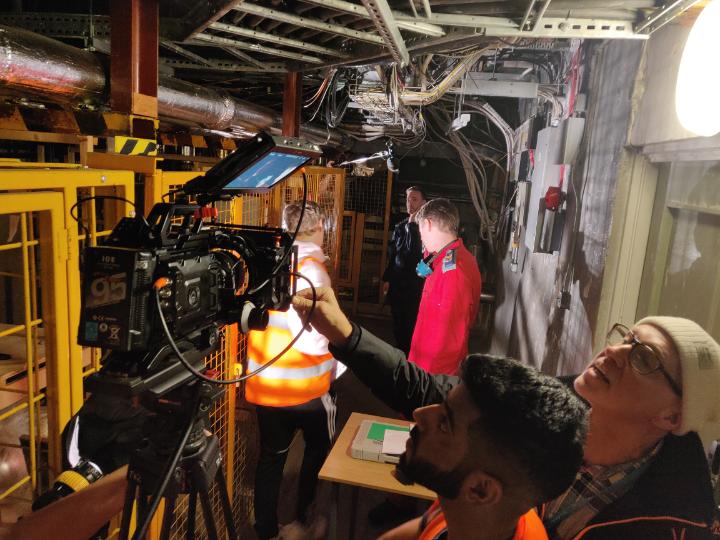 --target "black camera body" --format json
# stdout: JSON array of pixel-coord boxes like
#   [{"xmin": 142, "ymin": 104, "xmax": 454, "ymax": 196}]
[{"xmin": 79, "ymin": 202, "xmax": 293, "ymax": 354}]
